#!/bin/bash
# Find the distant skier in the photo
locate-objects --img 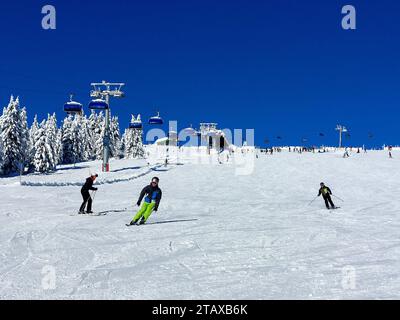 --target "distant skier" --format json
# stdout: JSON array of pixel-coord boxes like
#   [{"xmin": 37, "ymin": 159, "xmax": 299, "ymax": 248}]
[
  {"xmin": 129, "ymin": 177, "xmax": 162, "ymax": 225},
  {"xmin": 343, "ymin": 148, "xmax": 350, "ymax": 158},
  {"xmin": 317, "ymin": 182, "xmax": 336, "ymax": 210},
  {"xmin": 79, "ymin": 174, "xmax": 98, "ymax": 214}
]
